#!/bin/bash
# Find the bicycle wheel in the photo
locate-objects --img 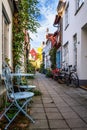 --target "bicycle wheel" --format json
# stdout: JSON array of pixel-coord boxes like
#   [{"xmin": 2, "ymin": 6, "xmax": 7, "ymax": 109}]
[
  {"xmin": 65, "ymin": 73, "xmax": 70, "ymax": 86},
  {"xmin": 70, "ymin": 72, "xmax": 79, "ymax": 87},
  {"xmin": 57, "ymin": 73, "xmax": 66, "ymax": 84}
]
